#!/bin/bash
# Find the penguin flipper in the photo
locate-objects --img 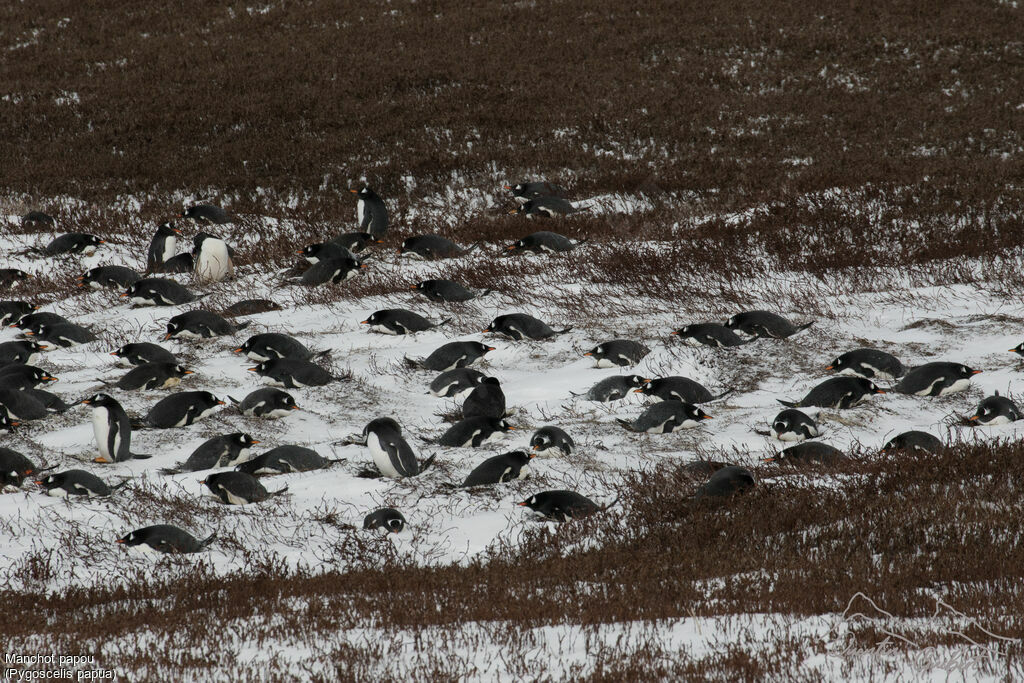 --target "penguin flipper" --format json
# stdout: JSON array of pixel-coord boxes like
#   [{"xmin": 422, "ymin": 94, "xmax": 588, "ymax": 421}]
[
  {"xmin": 417, "ymin": 453, "xmax": 438, "ymax": 475},
  {"xmin": 158, "ymin": 466, "xmax": 182, "ymax": 475},
  {"xmin": 776, "ymin": 399, "xmax": 800, "ymax": 408},
  {"xmin": 199, "ymin": 533, "xmax": 217, "ymax": 549},
  {"xmin": 615, "ymin": 418, "xmax": 638, "ymax": 432}
]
